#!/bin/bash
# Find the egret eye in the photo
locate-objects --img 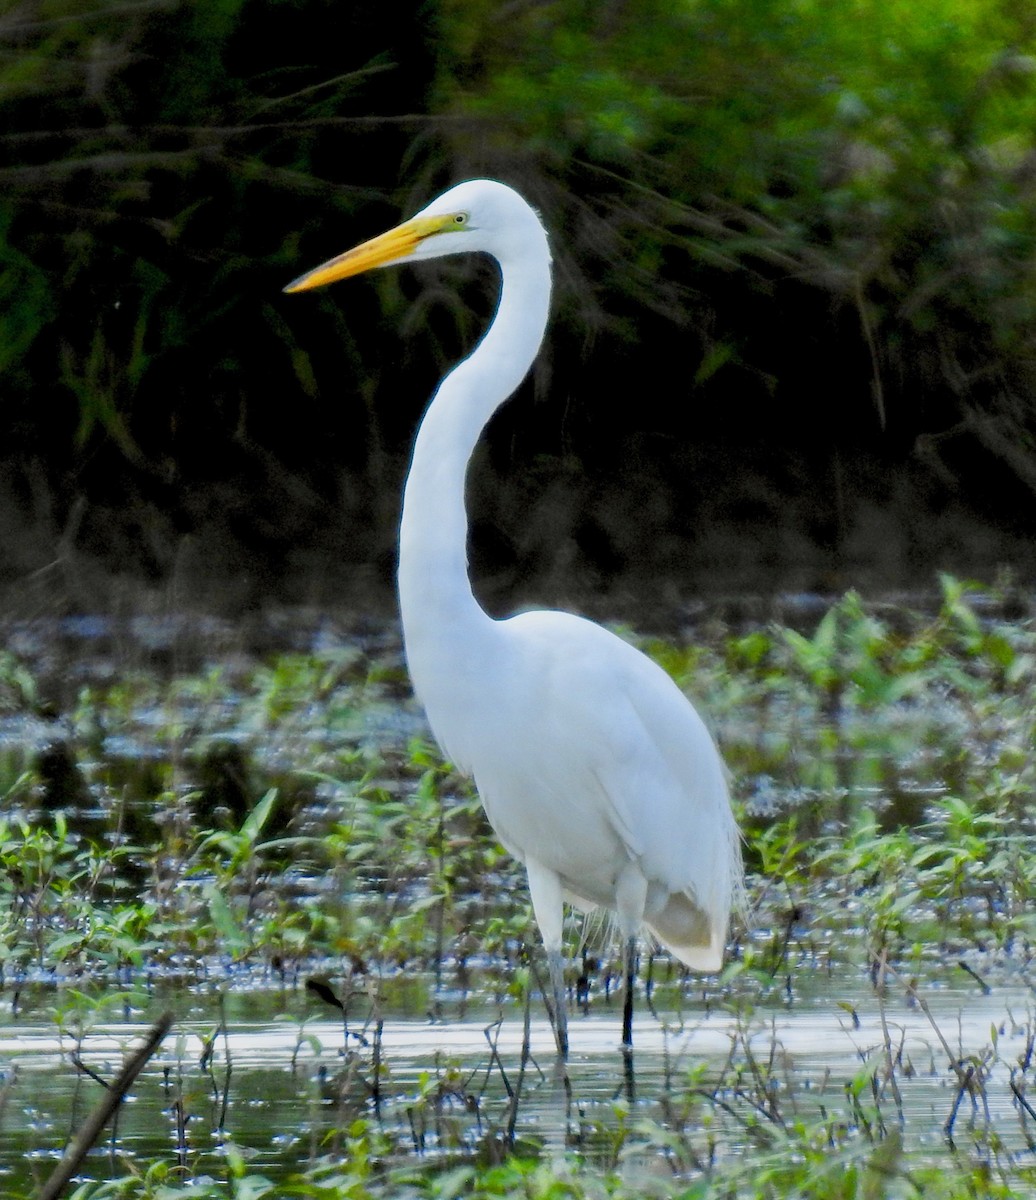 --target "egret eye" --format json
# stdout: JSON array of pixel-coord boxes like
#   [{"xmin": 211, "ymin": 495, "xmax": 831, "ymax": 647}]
[{"xmin": 452, "ymin": 212, "xmax": 469, "ymax": 226}]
